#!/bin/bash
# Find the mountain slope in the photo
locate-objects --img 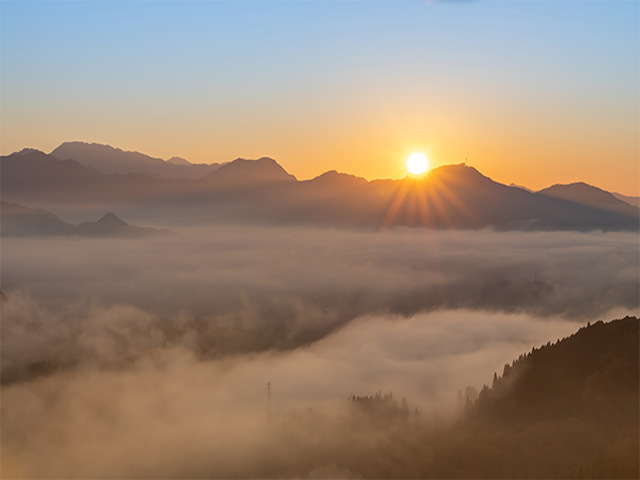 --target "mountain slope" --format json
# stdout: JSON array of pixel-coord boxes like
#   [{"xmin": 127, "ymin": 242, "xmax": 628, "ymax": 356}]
[
  {"xmin": 474, "ymin": 316, "xmax": 639, "ymax": 423},
  {"xmin": 347, "ymin": 317, "xmax": 639, "ymax": 479},
  {"xmin": 0, "ymin": 201, "xmax": 168, "ymax": 237},
  {"xmin": 0, "ymin": 149, "xmax": 102, "ymax": 186},
  {"xmin": 1, "ymin": 201, "xmax": 74, "ymax": 236},
  {"xmin": 446, "ymin": 316, "xmax": 640, "ymax": 478},
  {"xmin": 538, "ymin": 182, "xmax": 638, "ymax": 216},
  {"xmin": 242, "ymin": 317, "xmax": 640, "ymax": 479},
  {"xmin": 200, "ymin": 157, "xmax": 297, "ymax": 187},
  {"xmin": 533, "ymin": 183, "xmax": 639, "ymax": 231},
  {"xmin": 612, "ymin": 192, "xmax": 640, "ymax": 207},
  {"xmin": 51, "ymin": 142, "xmax": 220, "ymax": 179},
  {"xmin": 0, "ymin": 150, "xmax": 165, "ymax": 205},
  {"xmin": 74, "ymin": 212, "xmax": 169, "ymax": 237}
]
